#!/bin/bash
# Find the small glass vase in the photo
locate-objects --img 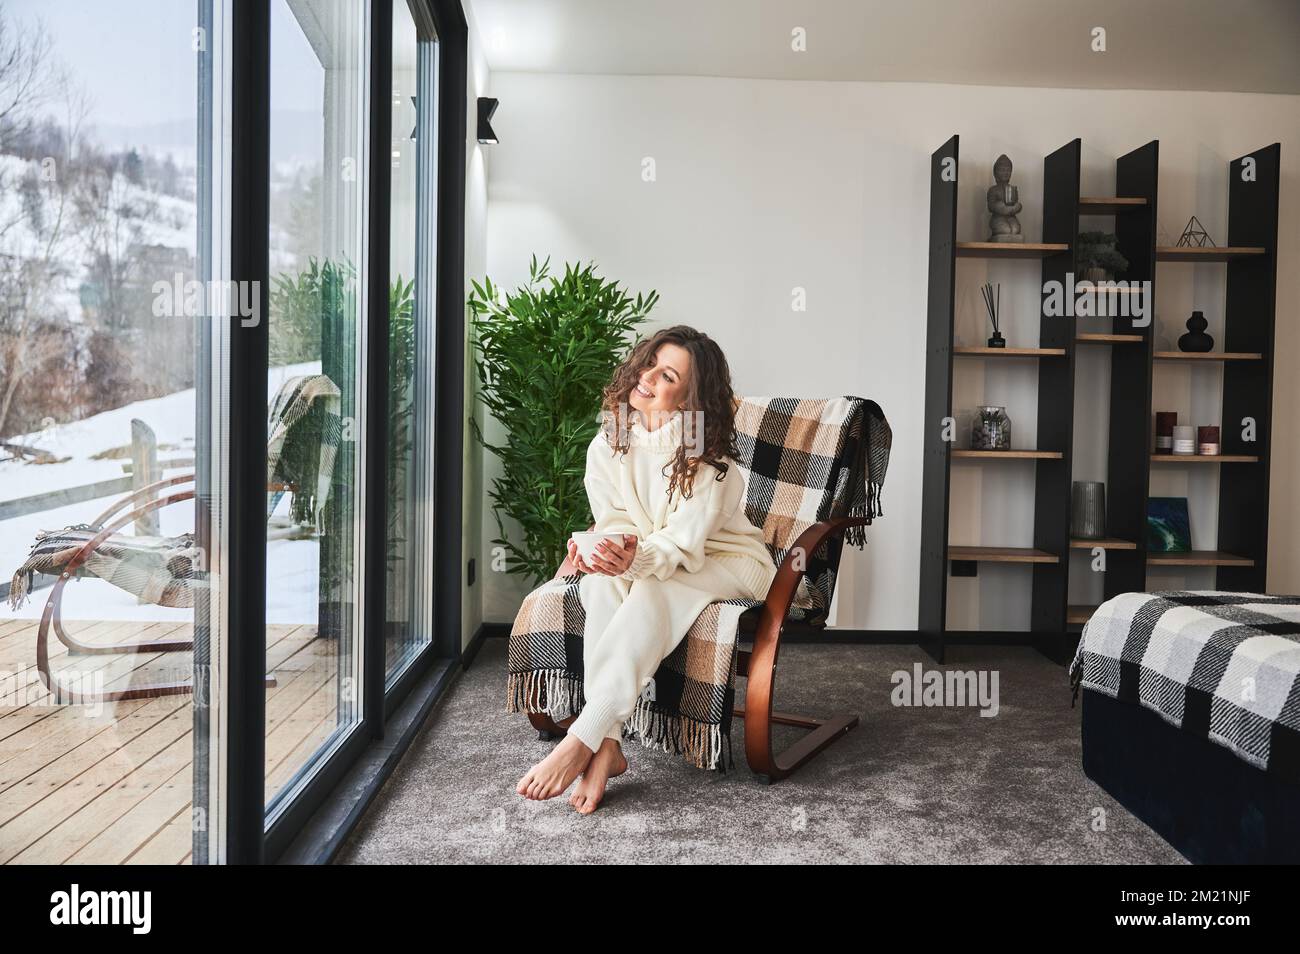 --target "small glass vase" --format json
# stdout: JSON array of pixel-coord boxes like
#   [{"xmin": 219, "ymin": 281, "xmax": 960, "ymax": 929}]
[{"xmin": 971, "ymin": 406, "xmax": 1012, "ymax": 451}]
